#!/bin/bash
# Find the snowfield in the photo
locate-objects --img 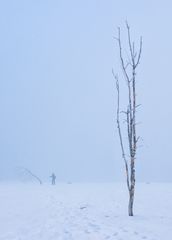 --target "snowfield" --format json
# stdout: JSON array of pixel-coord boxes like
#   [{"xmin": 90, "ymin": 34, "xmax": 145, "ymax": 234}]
[{"xmin": 0, "ymin": 182, "xmax": 171, "ymax": 240}]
